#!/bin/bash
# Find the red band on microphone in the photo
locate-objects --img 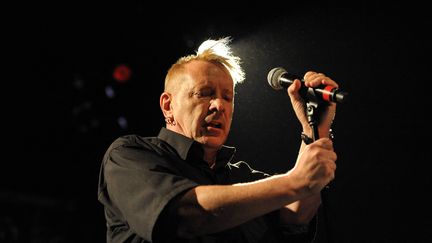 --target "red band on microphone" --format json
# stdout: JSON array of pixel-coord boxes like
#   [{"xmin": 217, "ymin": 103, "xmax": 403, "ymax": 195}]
[{"xmin": 322, "ymin": 85, "xmax": 336, "ymax": 101}]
